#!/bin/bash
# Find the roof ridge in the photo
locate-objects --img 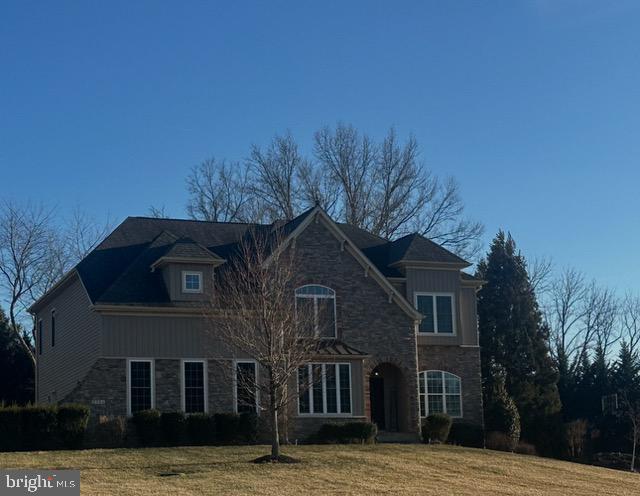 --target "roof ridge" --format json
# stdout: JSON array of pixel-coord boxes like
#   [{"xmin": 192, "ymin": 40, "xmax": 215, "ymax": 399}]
[{"xmin": 128, "ymin": 215, "xmax": 261, "ymax": 226}]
